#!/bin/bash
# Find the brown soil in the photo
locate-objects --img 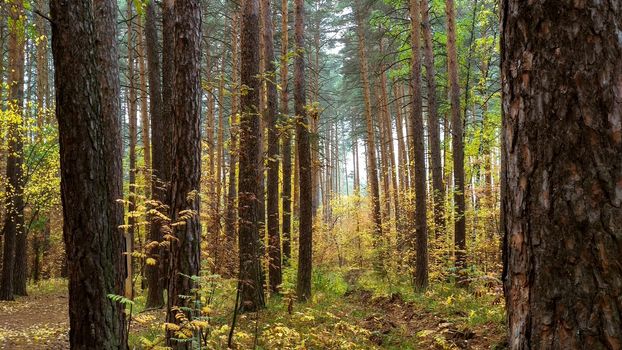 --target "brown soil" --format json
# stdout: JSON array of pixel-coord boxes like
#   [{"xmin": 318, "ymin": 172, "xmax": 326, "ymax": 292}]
[{"xmin": 0, "ymin": 288, "xmax": 69, "ymax": 349}]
